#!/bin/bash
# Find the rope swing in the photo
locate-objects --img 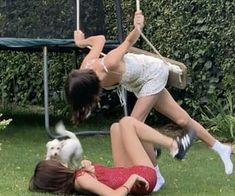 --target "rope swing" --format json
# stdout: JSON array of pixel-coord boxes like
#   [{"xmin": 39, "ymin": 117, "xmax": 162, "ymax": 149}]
[{"xmin": 135, "ymin": 0, "xmax": 183, "ymax": 83}]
